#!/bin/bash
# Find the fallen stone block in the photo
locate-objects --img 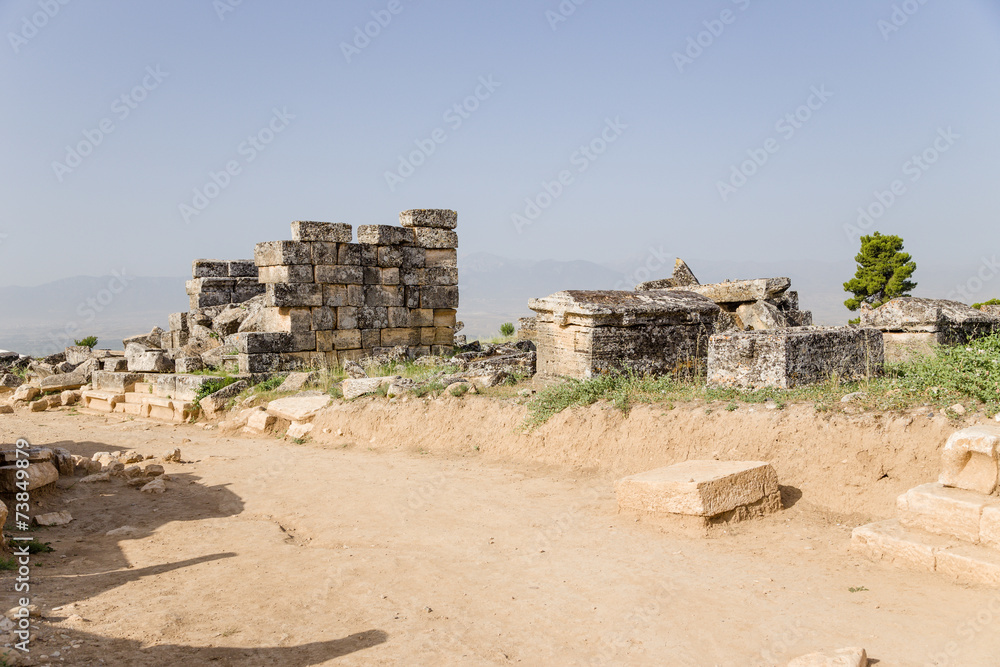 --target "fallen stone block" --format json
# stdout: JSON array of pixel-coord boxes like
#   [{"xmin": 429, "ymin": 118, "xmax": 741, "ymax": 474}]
[
  {"xmin": 13, "ymin": 385, "xmax": 39, "ymax": 402},
  {"xmin": 342, "ymin": 376, "xmax": 397, "ymax": 399},
  {"xmin": 735, "ymin": 300, "xmax": 789, "ymax": 331},
  {"xmin": 0, "ymin": 461, "xmax": 59, "ymax": 492},
  {"xmin": 175, "ymin": 357, "xmax": 205, "ymax": 374},
  {"xmin": 199, "ymin": 380, "xmax": 249, "ymax": 418},
  {"xmin": 786, "ymin": 647, "xmax": 868, "ymax": 667},
  {"xmin": 939, "ymin": 425, "xmax": 1000, "ymax": 495},
  {"xmin": 39, "ymin": 372, "xmax": 86, "ymax": 392},
  {"xmin": 851, "ymin": 519, "xmax": 945, "ymax": 573},
  {"xmin": 638, "ymin": 277, "xmax": 791, "ymax": 303},
  {"xmin": 707, "ymin": 327, "xmax": 884, "ymax": 389},
  {"xmin": 80, "ymin": 472, "xmax": 111, "ymax": 483},
  {"xmin": 140, "ymin": 478, "xmax": 166, "ymax": 494},
  {"xmin": 33, "ymin": 511, "xmax": 73, "ymax": 527},
  {"xmin": 245, "ymin": 410, "xmax": 276, "ymax": 432},
  {"xmin": 287, "ymin": 421, "xmax": 314, "ymax": 439},
  {"xmin": 125, "ymin": 343, "xmax": 174, "ymax": 373},
  {"xmin": 616, "ymin": 460, "xmax": 780, "ymax": 528},
  {"xmin": 277, "ymin": 371, "xmax": 317, "ymax": 393},
  {"xmin": 29, "ymin": 399, "xmax": 48, "ymax": 412},
  {"xmin": 266, "ymin": 394, "xmax": 331, "ymax": 421}
]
